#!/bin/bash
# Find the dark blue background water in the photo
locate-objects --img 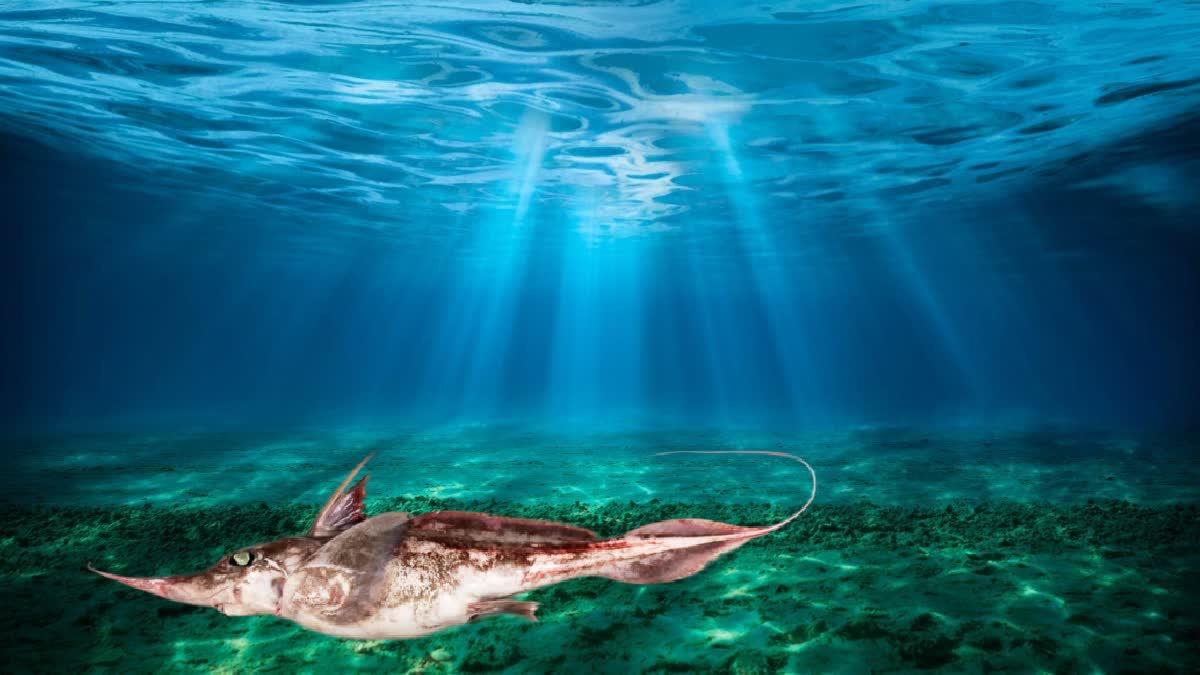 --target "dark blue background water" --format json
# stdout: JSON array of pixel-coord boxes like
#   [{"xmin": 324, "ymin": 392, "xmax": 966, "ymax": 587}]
[
  {"xmin": 5, "ymin": 126, "xmax": 1197, "ymax": 432},
  {"xmin": 2, "ymin": 2, "xmax": 1198, "ymax": 434}
]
